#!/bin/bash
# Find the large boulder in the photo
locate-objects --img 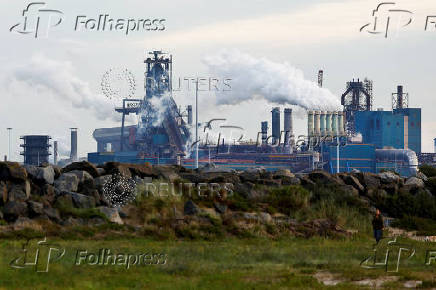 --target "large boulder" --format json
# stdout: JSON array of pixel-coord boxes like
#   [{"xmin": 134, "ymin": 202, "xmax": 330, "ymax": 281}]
[
  {"xmin": 25, "ymin": 165, "xmax": 55, "ymax": 184},
  {"xmin": 378, "ymin": 171, "xmax": 401, "ymax": 184},
  {"xmin": 94, "ymin": 175, "xmax": 112, "ymax": 190},
  {"xmin": 28, "ymin": 201, "xmax": 44, "ymax": 217},
  {"xmin": 54, "ymin": 173, "xmax": 79, "ymax": 192},
  {"xmin": 239, "ymin": 168, "xmax": 264, "ymax": 183},
  {"xmin": 273, "ymin": 169, "xmax": 295, "ymax": 179},
  {"xmin": 103, "ymin": 162, "xmax": 132, "ymax": 178},
  {"xmin": 67, "ymin": 170, "xmax": 93, "ymax": 183},
  {"xmin": 97, "ymin": 207, "xmax": 123, "ymax": 224},
  {"xmin": 8, "ymin": 181, "xmax": 31, "ymax": 202},
  {"xmin": 3, "ymin": 201, "xmax": 28, "ymax": 221},
  {"xmin": 71, "ymin": 192, "xmax": 96, "ymax": 209},
  {"xmin": 0, "ymin": 181, "xmax": 7, "ymax": 205},
  {"xmin": 405, "ymin": 177, "xmax": 425, "ymax": 188},
  {"xmin": 43, "ymin": 207, "xmax": 61, "ymax": 223},
  {"xmin": 341, "ymin": 174, "xmax": 365, "ymax": 193},
  {"xmin": 63, "ymin": 161, "xmax": 100, "ymax": 178},
  {"xmin": 309, "ymin": 170, "xmax": 344, "ymax": 185},
  {"xmin": 357, "ymin": 172, "xmax": 381, "ymax": 190},
  {"xmin": 54, "ymin": 193, "xmax": 74, "ymax": 209},
  {"xmin": 0, "ymin": 162, "xmax": 27, "ymax": 182},
  {"xmin": 153, "ymin": 165, "xmax": 180, "ymax": 182},
  {"xmin": 184, "ymin": 200, "xmax": 200, "ymax": 215}
]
